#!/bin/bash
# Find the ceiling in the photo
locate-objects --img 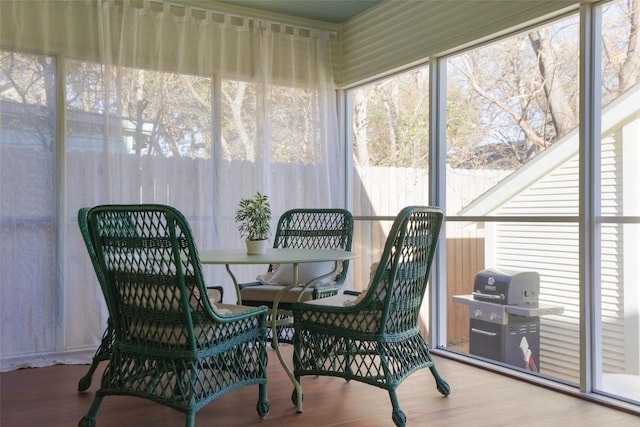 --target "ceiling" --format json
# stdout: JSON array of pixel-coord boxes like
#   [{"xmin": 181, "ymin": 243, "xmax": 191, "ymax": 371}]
[{"xmin": 216, "ymin": 0, "xmax": 384, "ymax": 23}]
